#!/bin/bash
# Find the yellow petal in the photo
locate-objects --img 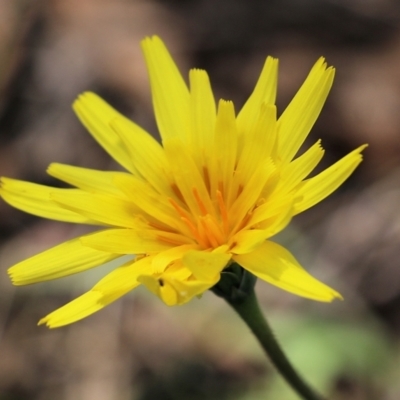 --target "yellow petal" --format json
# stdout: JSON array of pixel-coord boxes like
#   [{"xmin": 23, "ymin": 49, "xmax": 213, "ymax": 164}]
[
  {"xmin": 236, "ymin": 104, "xmax": 277, "ymax": 184},
  {"xmin": 255, "ymin": 202, "xmax": 293, "ymax": 237},
  {"xmin": 139, "ymin": 260, "xmax": 212, "ymax": 306},
  {"xmin": 237, "ymin": 56, "xmax": 278, "ymax": 134},
  {"xmin": 0, "ymin": 178, "xmax": 96, "ymax": 224},
  {"xmin": 137, "ymin": 258, "xmax": 190, "ymax": 306},
  {"xmin": 109, "ymin": 117, "xmax": 173, "ymax": 195},
  {"xmin": 250, "ymin": 195, "xmax": 293, "ymax": 227},
  {"xmin": 230, "ymin": 158, "xmax": 276, "ymax": 232},
  {"xmin": 294, "ymin": 145, "xmax": 367, "ymax": 214},
  {"xmin": 93, "ymin": 256, "xmax": 152, "ymax": 298},
  {"xmin": 112, "ymin": 173, "xmax": 191, "ymax": 234},
  {"xmin": 277, "ymin": 58, "xmax": 334, "ymax": 163},
  {"xmin": 73, "ymin": 92, "xmax": 135, "ymax": 173},
  {"xmin": 151, "ymin": 244, "xmax": 200, "ymax": 273},
  {"xmin": 234, "ymin": 241, "xmax": 342, "ymax": 302},
  {"xmin": 8, "ymin": 237, "xmax": 119, "ymax": 285},
  {"xmin": 182, "ymin": 250, "xmax": 231, "ymax": 281},
  {"xmin": 230, "ymin": 229, "xmax": 271, "ymax": 254},
  {"xmin": 214, "ymin": 100, "xmax": 238, "ymax": 196},
  {"xmin": 38, "ymin": 291, "xmax": 105, "ymax": 328},
  {"xmin": 163, "ymin": 138, "xmax": 215, "ymax": 216},
  {"xmin": 278, "ymin": 140, "xmax": 325, "ymax": 192},
  {"xmin": 80, "ymin": 228, "xmax": 173, "ymax": 254},
  {"xmin": 164, "ymin": 260, "xmax": 192, "ymax": 281},
  {"xmin": 138, "ymin": 274, "xmax": 179, "ymax": 306},
  {"xmin": 166, "ymin": 276, "xmax": 216, "ymax": 303},
  {"xmin": 47, "ymin": 163, "xmax": 126, "ymax": 196},
  {"xmin": 39, "ymin": 257, "xmax": 152, "ymax": 328},
  {"xmin": 51, "ymin": 191, "xmax": 139, "ymax": 228},
  {"xmin": 141, "ymin": 36, "xmax": 190, "ymax": 141},
  {"xmin": 189, "ymin": 69, "xmax": 216, "ymax": 166}
]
